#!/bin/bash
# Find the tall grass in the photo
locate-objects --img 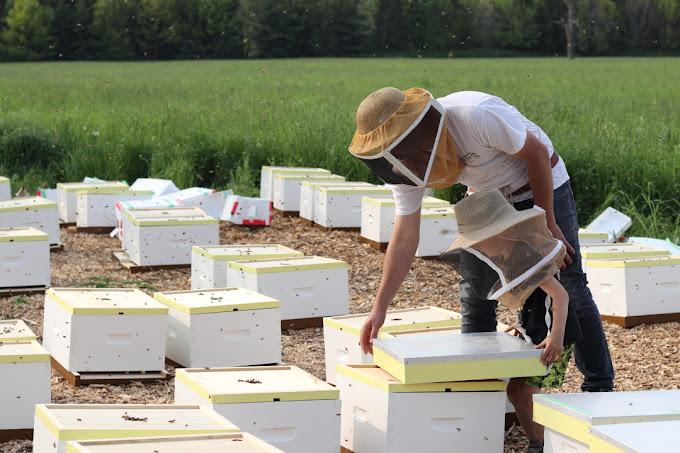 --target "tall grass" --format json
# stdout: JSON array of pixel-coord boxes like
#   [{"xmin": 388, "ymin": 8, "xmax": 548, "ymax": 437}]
[{"xmin": 0, "ymin": 58, "xmax": 678, "ymax": 239}]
